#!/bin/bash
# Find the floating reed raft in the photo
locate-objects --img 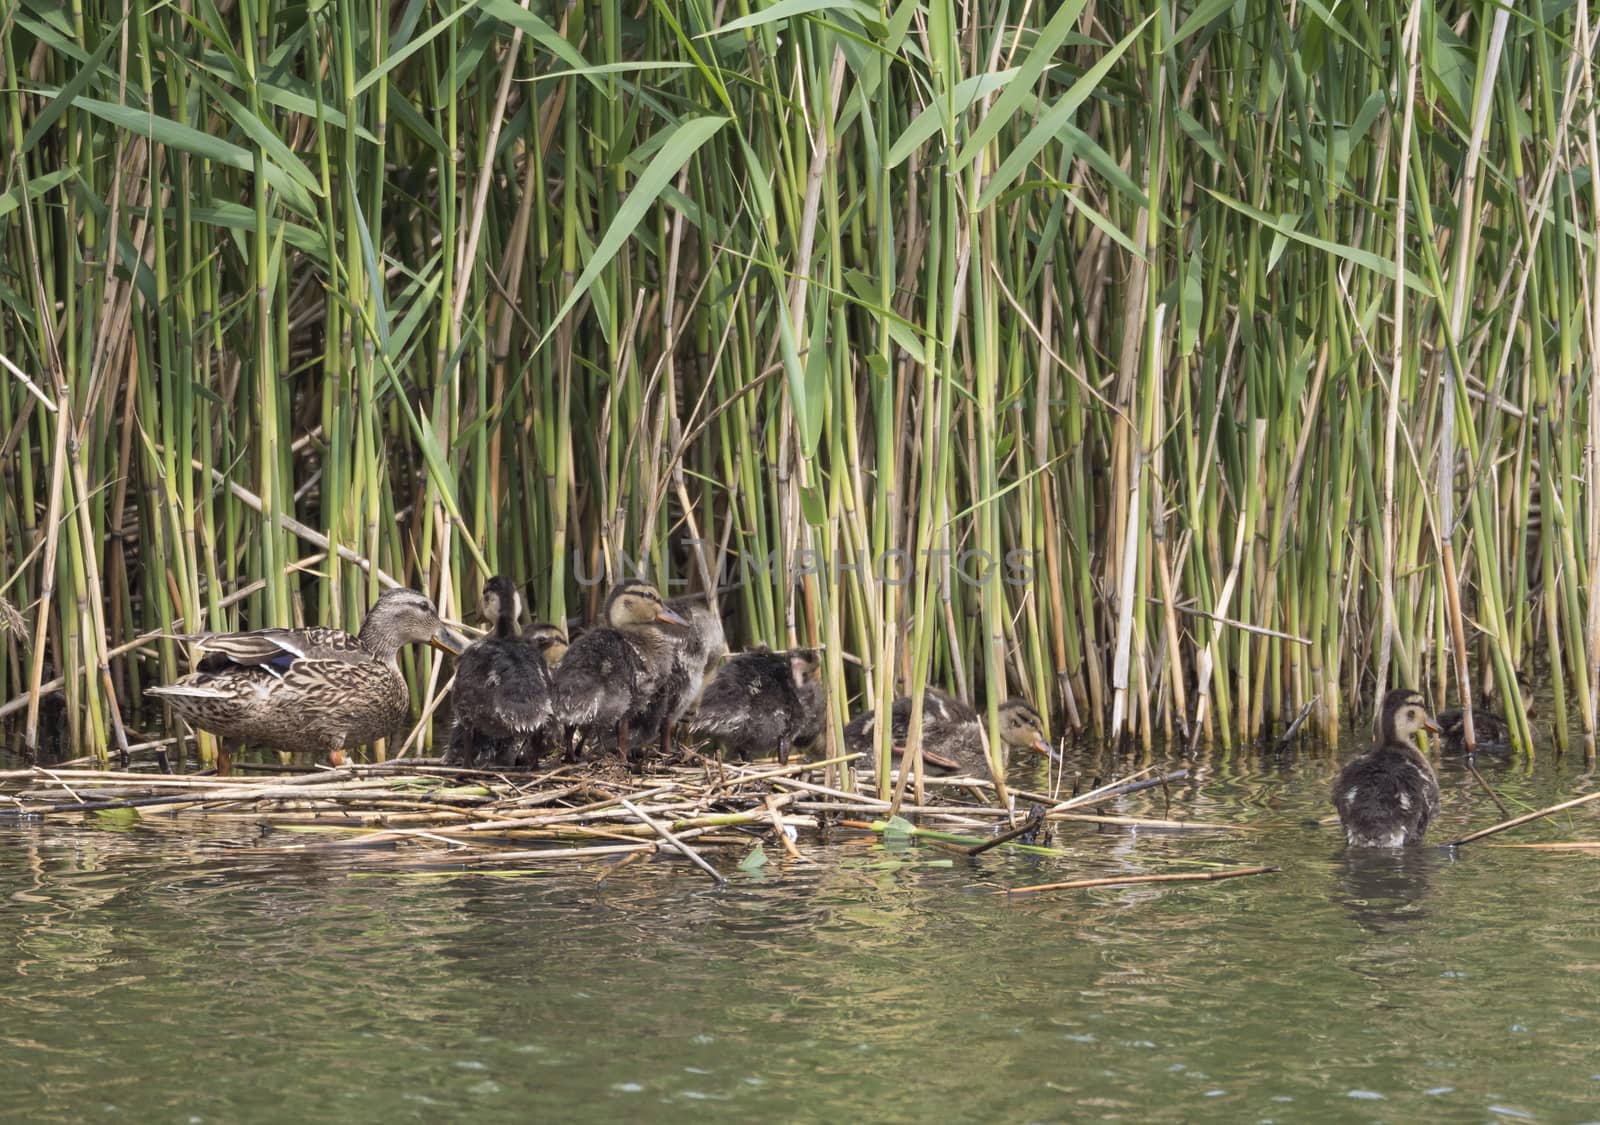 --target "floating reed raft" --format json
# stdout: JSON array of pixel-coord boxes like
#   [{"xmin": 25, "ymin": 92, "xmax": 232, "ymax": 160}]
[{"xmin": 0, "ymin": 758, "xmax": 1254, "ymax": 889}]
